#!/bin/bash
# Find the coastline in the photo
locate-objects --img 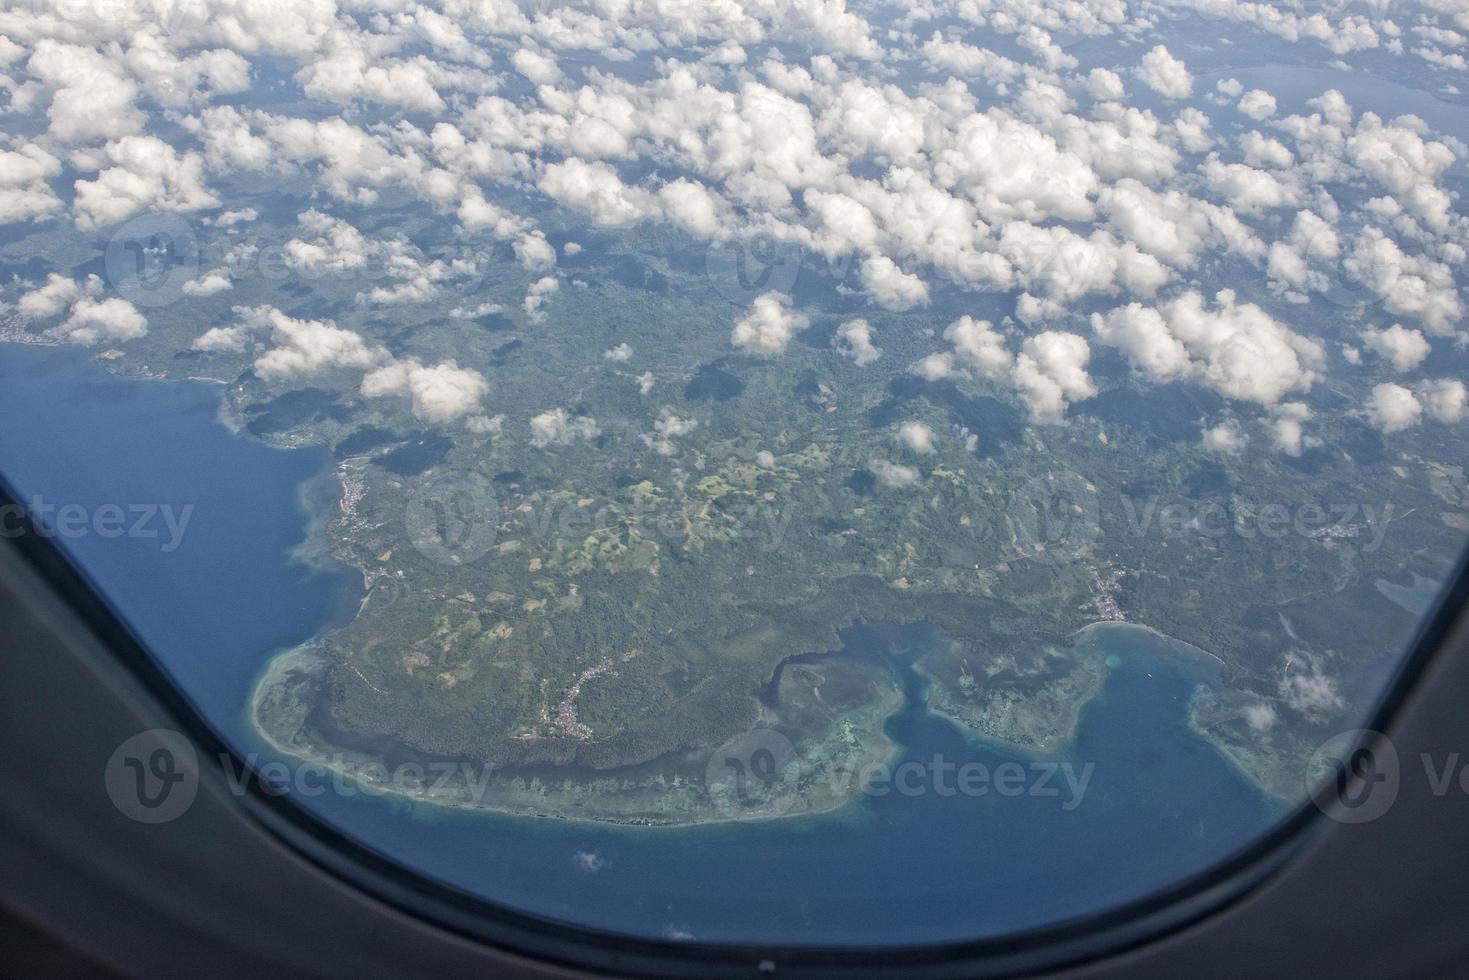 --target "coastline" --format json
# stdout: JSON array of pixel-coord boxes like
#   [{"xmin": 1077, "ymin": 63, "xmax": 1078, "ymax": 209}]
[{"xmin": 247, "ymin": 637, "xmax": 910, "ymax": 829}]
